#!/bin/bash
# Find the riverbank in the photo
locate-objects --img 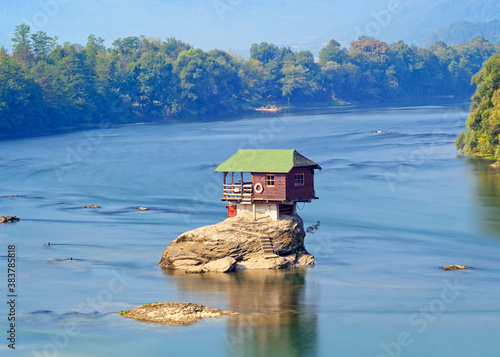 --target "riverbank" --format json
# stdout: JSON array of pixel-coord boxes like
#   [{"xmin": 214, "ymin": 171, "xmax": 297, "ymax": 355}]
[
  {"xmin": 0, "ymin": 100, "xmax": 349, "ymax": 140},
  {"xmin": 0, "ymin": 96, "xmax": 469, "ymax": 140}
]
